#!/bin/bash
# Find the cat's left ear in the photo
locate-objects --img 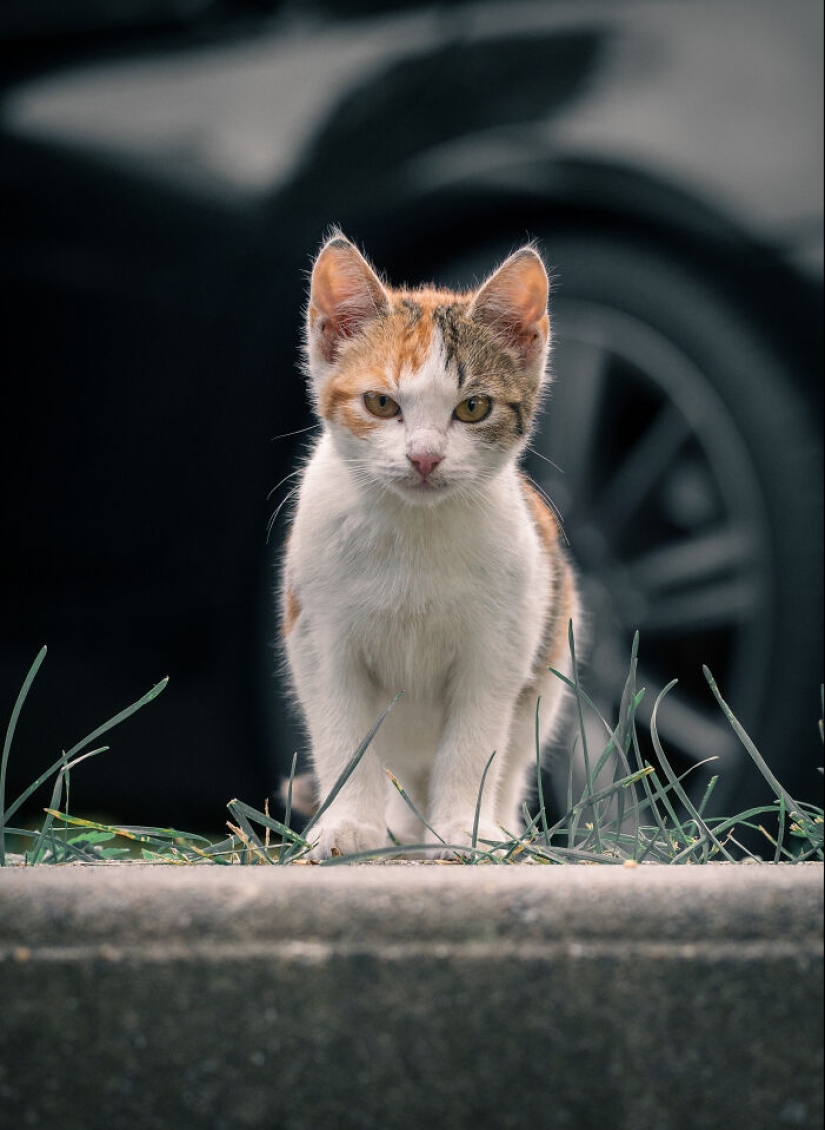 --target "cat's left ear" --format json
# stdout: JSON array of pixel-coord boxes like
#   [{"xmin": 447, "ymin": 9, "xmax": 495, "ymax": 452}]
[{"xmin": 469, "ymin": 248, "xmax": 550, "ymax": 369}]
